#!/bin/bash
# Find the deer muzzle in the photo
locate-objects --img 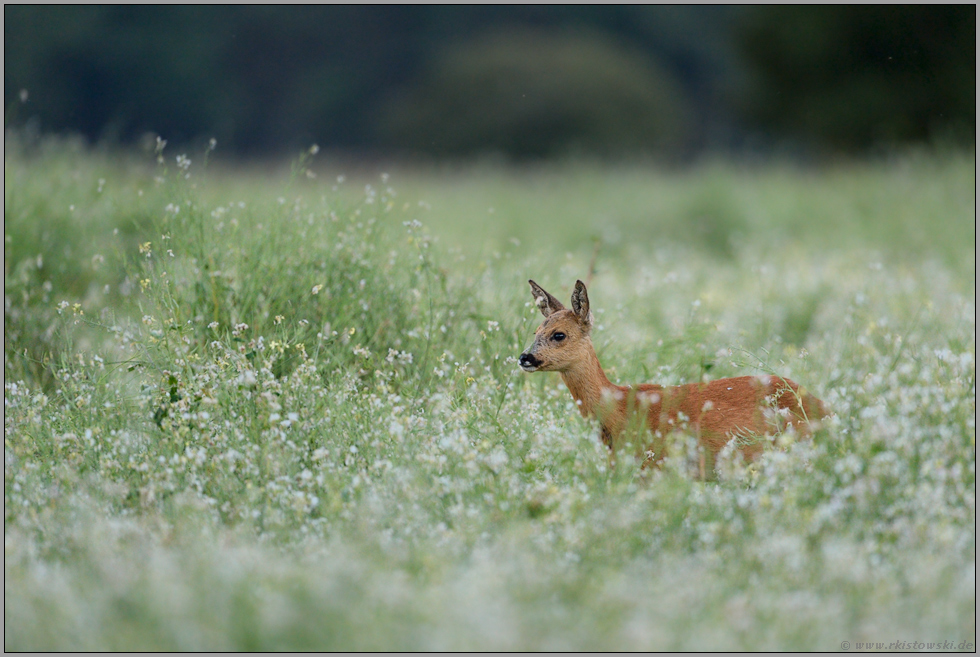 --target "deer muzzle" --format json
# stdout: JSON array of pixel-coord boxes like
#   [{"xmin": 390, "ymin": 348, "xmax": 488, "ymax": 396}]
[{"xmin": 519, "ymin": 352, "xmax": 543, "ymax": 372}]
